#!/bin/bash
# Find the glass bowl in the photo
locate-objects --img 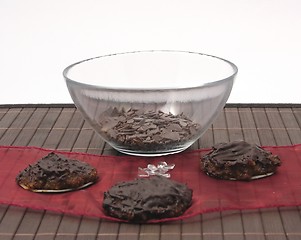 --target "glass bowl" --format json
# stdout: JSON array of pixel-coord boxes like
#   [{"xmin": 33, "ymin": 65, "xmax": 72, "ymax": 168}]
[{"xmin": 63, "ymin": 50, "xmax": 238, "ymax": 156}]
